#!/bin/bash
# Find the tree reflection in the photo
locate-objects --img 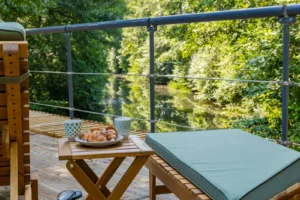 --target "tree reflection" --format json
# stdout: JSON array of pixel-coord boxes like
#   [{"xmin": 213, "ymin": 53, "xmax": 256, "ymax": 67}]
[{"xmin": 103, "ymin": 77, "xmax": 230, "ymax": 132}]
